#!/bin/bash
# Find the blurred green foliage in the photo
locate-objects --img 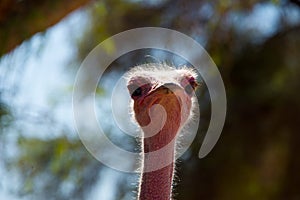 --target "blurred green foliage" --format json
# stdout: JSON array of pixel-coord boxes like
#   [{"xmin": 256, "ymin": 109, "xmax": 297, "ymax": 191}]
[{"xmin": 13, "ymin": 137, "xmax": 100, "ymax": 199}]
